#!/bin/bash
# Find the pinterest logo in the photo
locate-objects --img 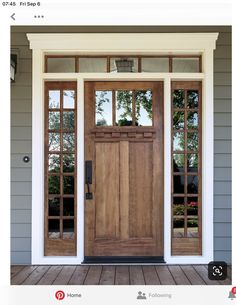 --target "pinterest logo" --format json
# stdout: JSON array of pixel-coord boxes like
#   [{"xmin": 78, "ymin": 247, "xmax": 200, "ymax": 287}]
[{"xmin": 55, "ymin": 290, "xmax": 65, "ymax": 301}]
